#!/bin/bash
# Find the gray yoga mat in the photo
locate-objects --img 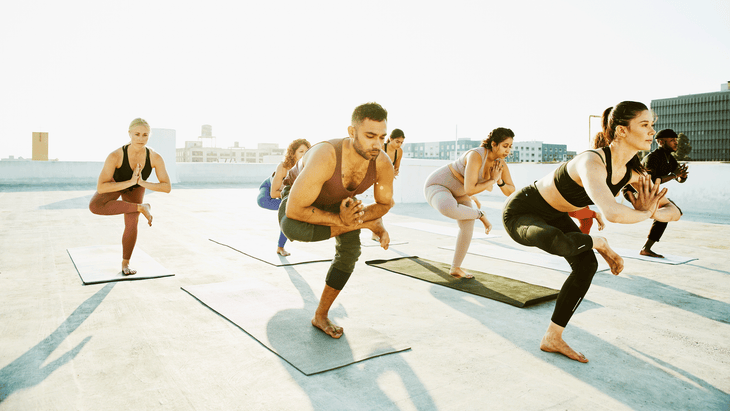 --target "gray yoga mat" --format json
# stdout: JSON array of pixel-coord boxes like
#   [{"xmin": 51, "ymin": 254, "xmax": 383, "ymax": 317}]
[
  {"xmin": 210, "ymin": 236, "xmax": 332, "ymax": 266},
  {"xmin": 67, "ymin": 245, "xmax": 174, "ymax": 285},
  {"xmin": 439, "ymin": 244, "xmax": 611, "ymax": 273},
  {"xmin": 182, "ymin": 278, "xmax": 411, "ymax": 375},
  {"xmin": 612, "ymin": 247, "xmax": 698, "ymax": 265},
  {"xmin": 391, "ymin": 221, "xmax": 501, "ymax": 239},
  {"xmin": 366, "ymin": 256, "xmax": 558, "ymax": 308}
]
